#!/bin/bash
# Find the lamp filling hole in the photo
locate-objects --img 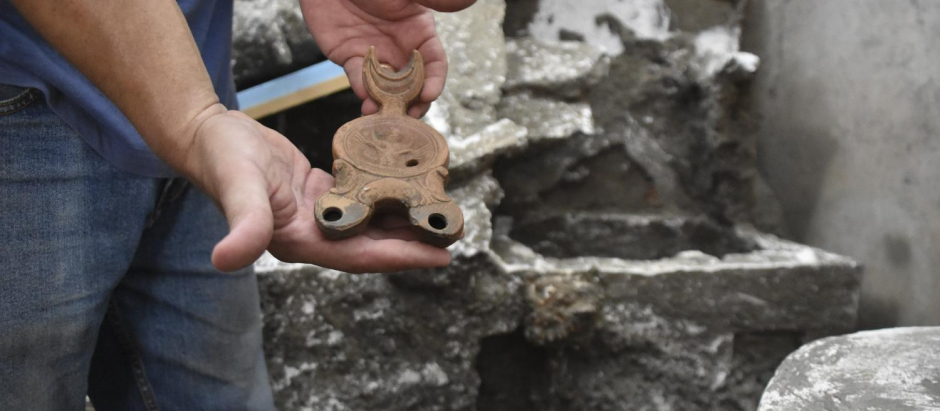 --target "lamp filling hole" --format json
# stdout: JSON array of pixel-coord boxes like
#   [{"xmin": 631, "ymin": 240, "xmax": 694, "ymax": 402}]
[
  {"xmin": 428, "ymin": 213, "xmax": 447, "ymax": 230},
  {"xmin": 323, "ymin": 207, "xmax": 343, "ymax": 222},
  {"xmin": 406, "ymin": 159, "xmax": 419, "ymax": 167}
]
